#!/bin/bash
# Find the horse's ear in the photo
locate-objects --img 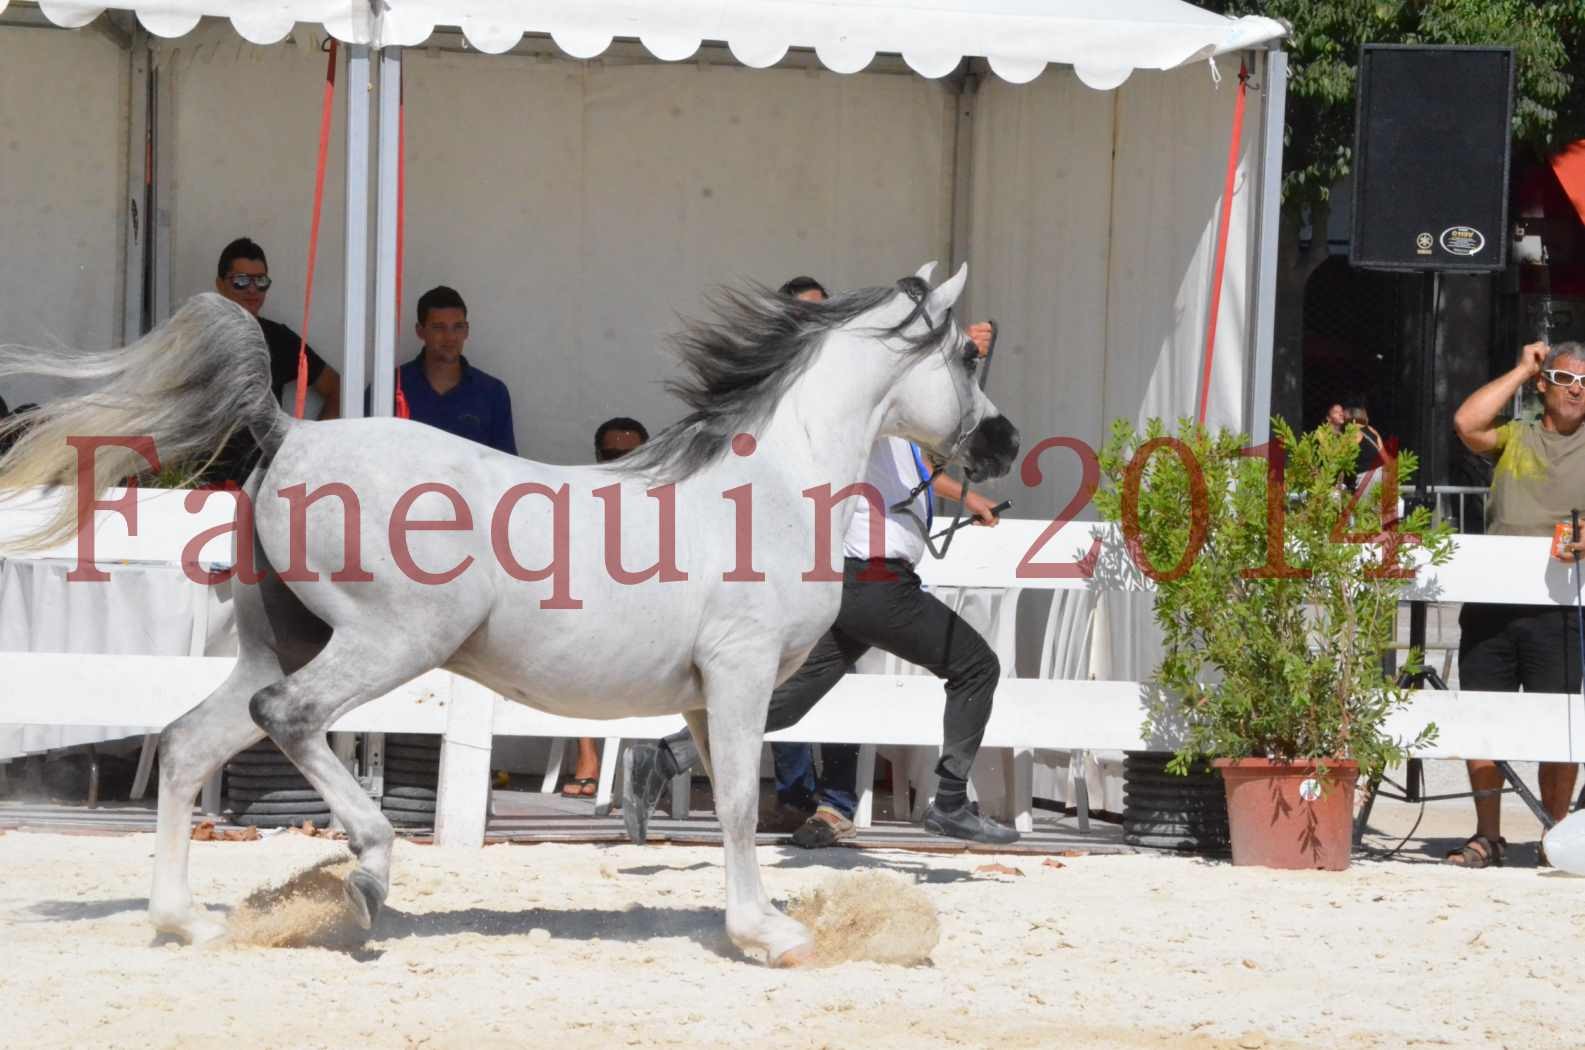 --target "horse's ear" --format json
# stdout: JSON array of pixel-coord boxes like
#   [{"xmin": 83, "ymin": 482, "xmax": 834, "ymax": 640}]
[
  {"xmin": 924, "ymin": 262, "xmax": 967, "ymax": 318},
  {"xmin": 914, "ymin": 261, "xmax": 938, "ymax": 283}
]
